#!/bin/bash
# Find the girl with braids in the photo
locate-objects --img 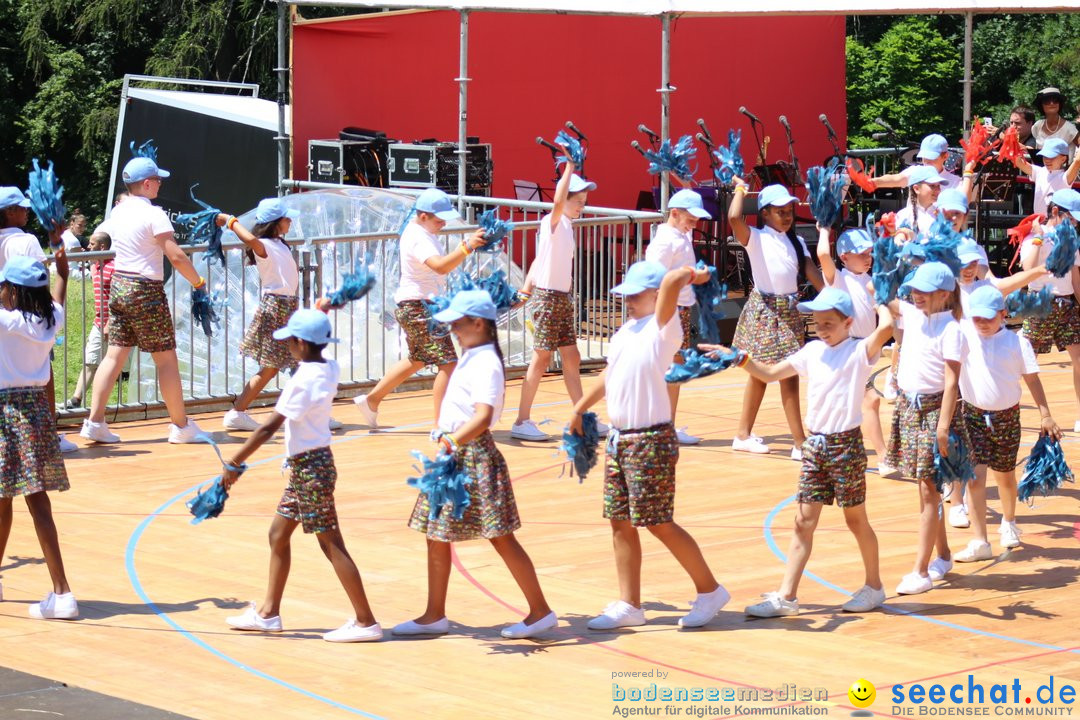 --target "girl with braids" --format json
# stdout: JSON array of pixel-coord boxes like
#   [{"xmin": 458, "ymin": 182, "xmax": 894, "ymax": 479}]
[
  {"xmin": 0, "ymin": 253, "xmax": 79, "ymax": 619},
  {"xmin": 394, "ymin": 290, "xmax": 557, "ymax": 640},
  {"xmin": 894, "ymin": 166, "xmax": 947, "ymax": 240},
  {"xmin": 728, "ymin": 181, "xmax": 823, "ymax": 459}
]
